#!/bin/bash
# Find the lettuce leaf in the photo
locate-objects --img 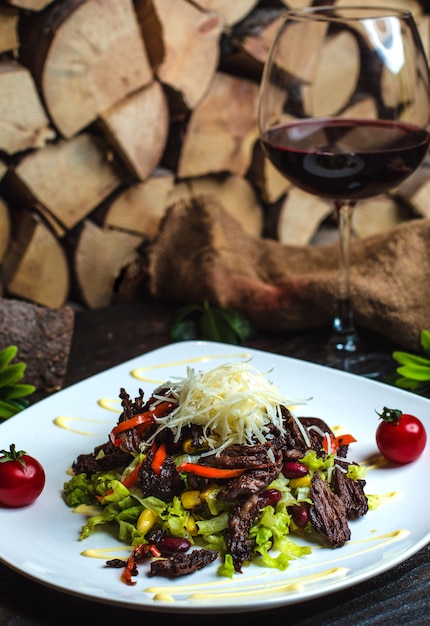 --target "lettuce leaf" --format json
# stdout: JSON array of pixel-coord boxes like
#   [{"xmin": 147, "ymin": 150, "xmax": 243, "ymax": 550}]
[
  {"xmin": 250, "ymin": 502, "xmax": 311, "ymax": 571},
  {"xmin": 218, "ymin": 553, "xmax": 235, "ymax": 578},
  {"xmin": 347, "ymin": 464, "xmax": 367, "ymax": 481},
  {"xmin": 63, "ymin": 471, "xmax": 119, "ymax": 508},
  {"xmin": 300, "ymin": 450, "xmax": 334, "ymax": 475}
]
